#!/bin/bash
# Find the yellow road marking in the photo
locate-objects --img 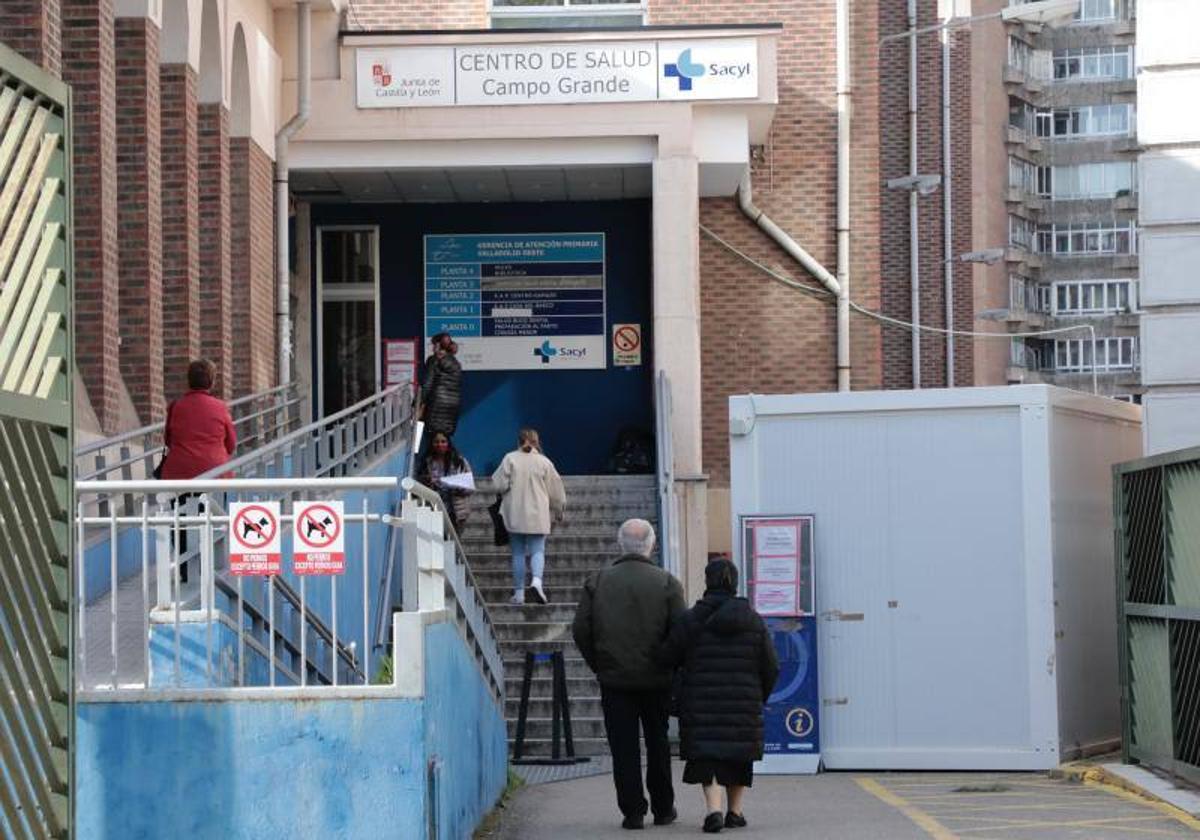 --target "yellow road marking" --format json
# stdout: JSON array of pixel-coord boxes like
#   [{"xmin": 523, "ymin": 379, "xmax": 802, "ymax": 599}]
[
  {"xmin": 1085, "ymin": 778, "xmax": 1200, "ymax": 832},
  {"xmin": 856, "ymin": 778, "xmax": 960, "ymax": 840},
  {"xmin": 932, "ymin": 801, "xmax": 1141, "ymax": 816},
  {"xmin": 955, "ymin": 815, "xmax": 1180, "ymax": 834}
]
